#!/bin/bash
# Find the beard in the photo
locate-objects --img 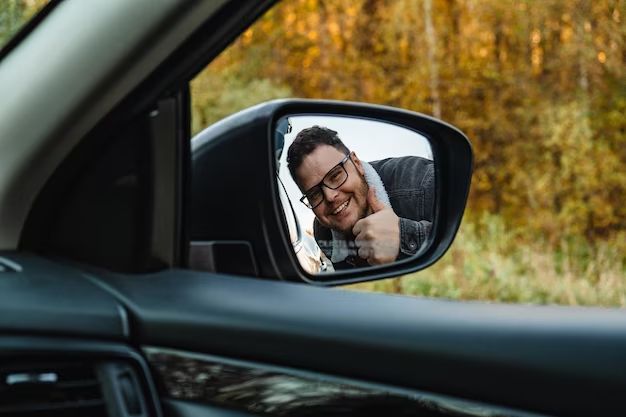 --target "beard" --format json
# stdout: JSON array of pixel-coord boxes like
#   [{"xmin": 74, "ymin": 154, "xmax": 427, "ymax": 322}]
[{"xmin": 327, "ymin": 178, "xmax": 370, "ymax": 238}]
